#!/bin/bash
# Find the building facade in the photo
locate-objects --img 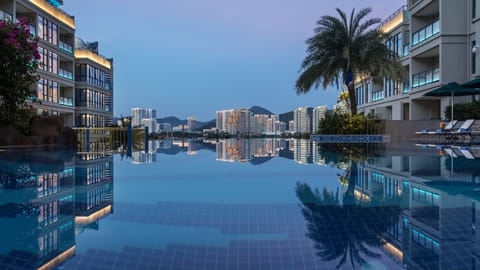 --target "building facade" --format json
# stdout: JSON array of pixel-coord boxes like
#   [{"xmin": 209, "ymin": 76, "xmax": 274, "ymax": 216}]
[
  {"xmin": 0, "ymin": 0, "xmax": 113, "ymax": 127},
  {"xmin": 75, "ymin": 38, "xmax": 114, "ymax": 127},
  {"xmin": 312, "ymin": 105, "xmax": 327, "ymax": 133},
  {"xmin": 293, "ymin": 106, "xmax": 313, "ymax": 134},
  {"xmin": 357, "ymin": 1, "xmax": 478, "ymax": 121},
  {"xmin": 131, "ymin": 108, "xmax": 156, "ymax": 128},
  {"xmin": 216, "ymin": 109, "xmax": 254, "ymax": 135}
]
